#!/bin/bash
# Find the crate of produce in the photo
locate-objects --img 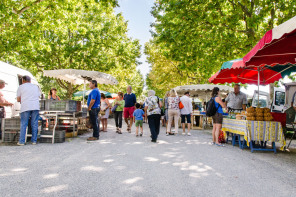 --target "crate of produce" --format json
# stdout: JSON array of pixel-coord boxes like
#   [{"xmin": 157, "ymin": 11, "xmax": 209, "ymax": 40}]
[
  {"xmin": 76, "ymin": 101, "xmax": 82, "ymax": 112},
  {"xmin": 78, "ymin": 125, "xmax": 88, "ymax": 134},
  {"xmin": 44, "ymin": 100, "xmax": 77, "ymax": 112},
  {"xmin": 3, "ymin": 117, "xmax": 21, "ymax": 129},
  {"xmin": 2, "ymin": 131, "xmax": 20, "ymax": 143},
  {"xmin": 65, "ymin": 131, "xmax": 78, "ymax": 138},
  {"xmin": 39, "ymin": 100, "xmax": 45, "ymax": 111},
  {"xmin": 39, "ymin": 130, "xmax": 65, "ymax": 143},
  {"xmin": 78, "ymin": 117, "xmax": 87, "ymax": 125}
]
